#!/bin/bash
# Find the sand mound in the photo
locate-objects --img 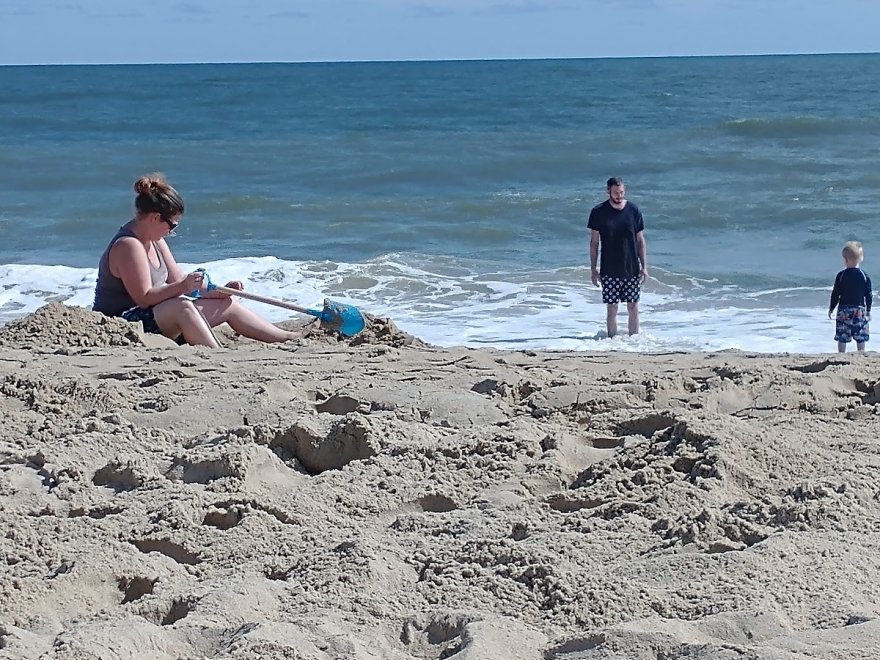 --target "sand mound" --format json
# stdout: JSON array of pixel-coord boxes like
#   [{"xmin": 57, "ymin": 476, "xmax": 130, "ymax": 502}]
[
  {"xmin": 2, "ymin": 303, "xmax": 426, "ymax": 352},
  {"xmin": 0, "ymin": 302, "xmax": 146, "ymax": 349},
  {"xmin": 226, "ymin": 311, "xmax": 429, "ymax": 348},
  {"xmin": 349, "ymin": 313, "xmax": 430, "ymax": 348}
]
